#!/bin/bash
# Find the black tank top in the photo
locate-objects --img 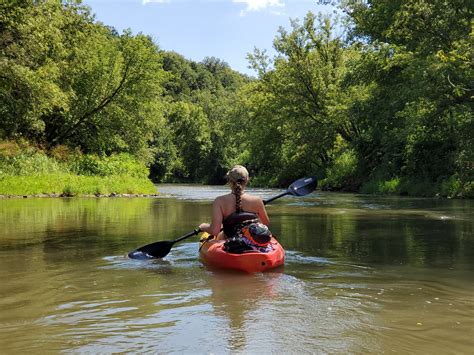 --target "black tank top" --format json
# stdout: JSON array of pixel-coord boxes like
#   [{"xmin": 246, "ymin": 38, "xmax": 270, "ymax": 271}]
[{"xmin": 222, "ymin": 211, "xmax": 258, "ymax": 238}]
